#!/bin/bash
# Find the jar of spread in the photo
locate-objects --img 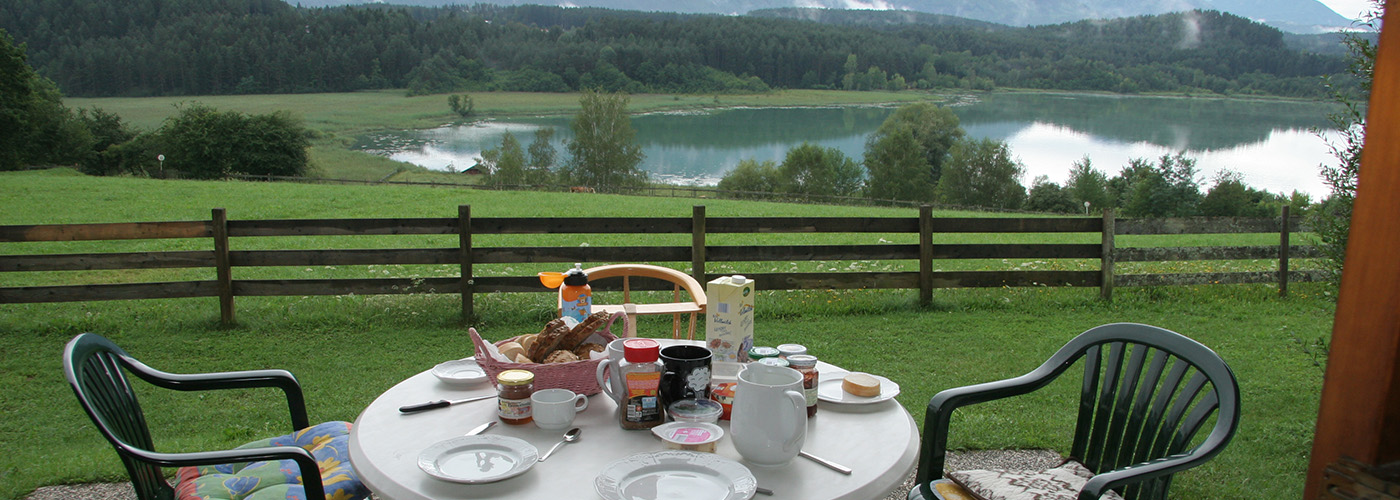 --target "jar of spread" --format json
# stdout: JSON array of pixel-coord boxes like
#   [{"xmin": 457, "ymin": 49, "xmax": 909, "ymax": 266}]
[
  {"xmin": 786, "ymin": 354, "xmax": 819, "ymax": 417},
  {"xmin": 496, "ymin": 369, "xmax": 534, "ymax": 425},
  {"xmin": 619, "ymin": 339, "xmax": 664, "ymax": 430}
]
